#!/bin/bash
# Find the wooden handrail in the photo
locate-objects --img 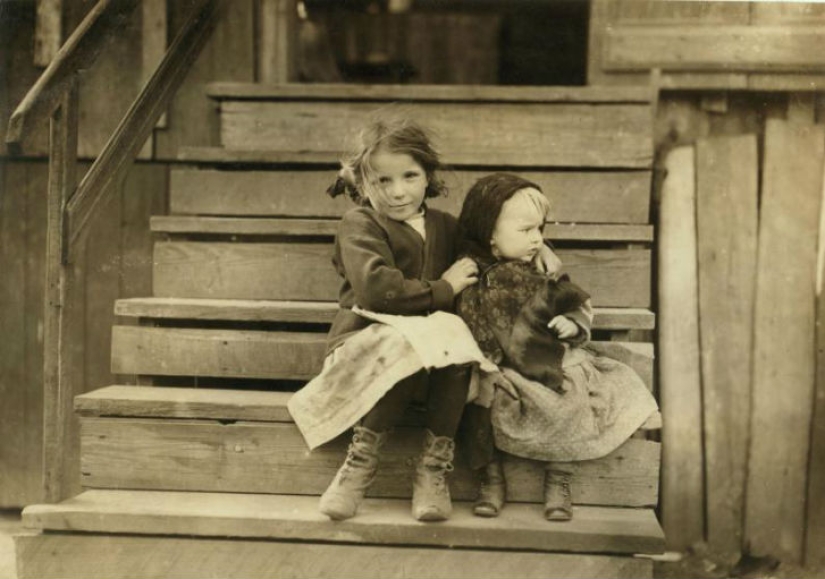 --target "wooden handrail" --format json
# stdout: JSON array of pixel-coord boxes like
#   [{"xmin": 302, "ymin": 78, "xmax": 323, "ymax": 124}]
[
  {"xmin": 66, "ymin": 0, "xmax": 220, "ymax": 247},
  {"xmin": 5, "ymin": 0, "xmax": 140, "ymax": 153}
]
